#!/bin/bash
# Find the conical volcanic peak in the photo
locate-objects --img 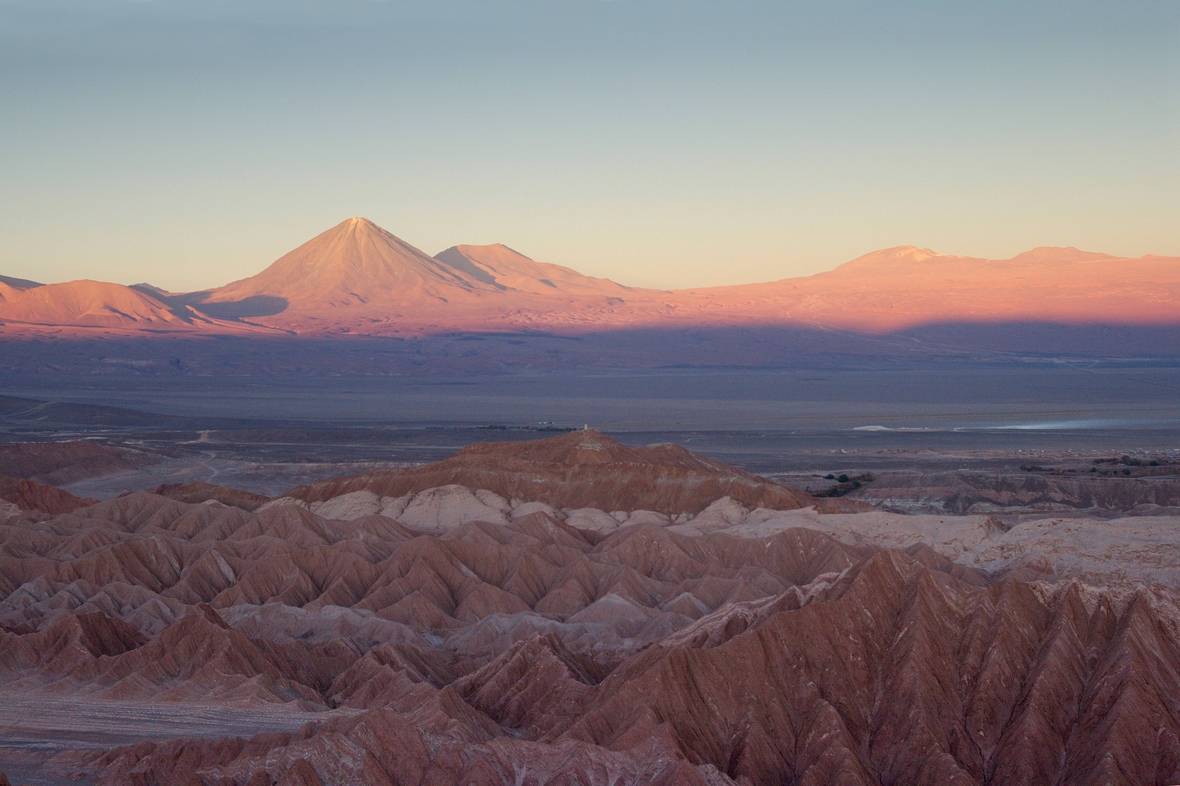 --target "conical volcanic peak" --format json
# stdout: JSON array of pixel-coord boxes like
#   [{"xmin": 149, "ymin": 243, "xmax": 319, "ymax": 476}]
[
  {"xmin": 191, "ymin": 218, "xmax": 643, "ymax": 333},
  {"xmin": 202, "ymin": 217, "xmax": 501, "ymax": 313}
]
